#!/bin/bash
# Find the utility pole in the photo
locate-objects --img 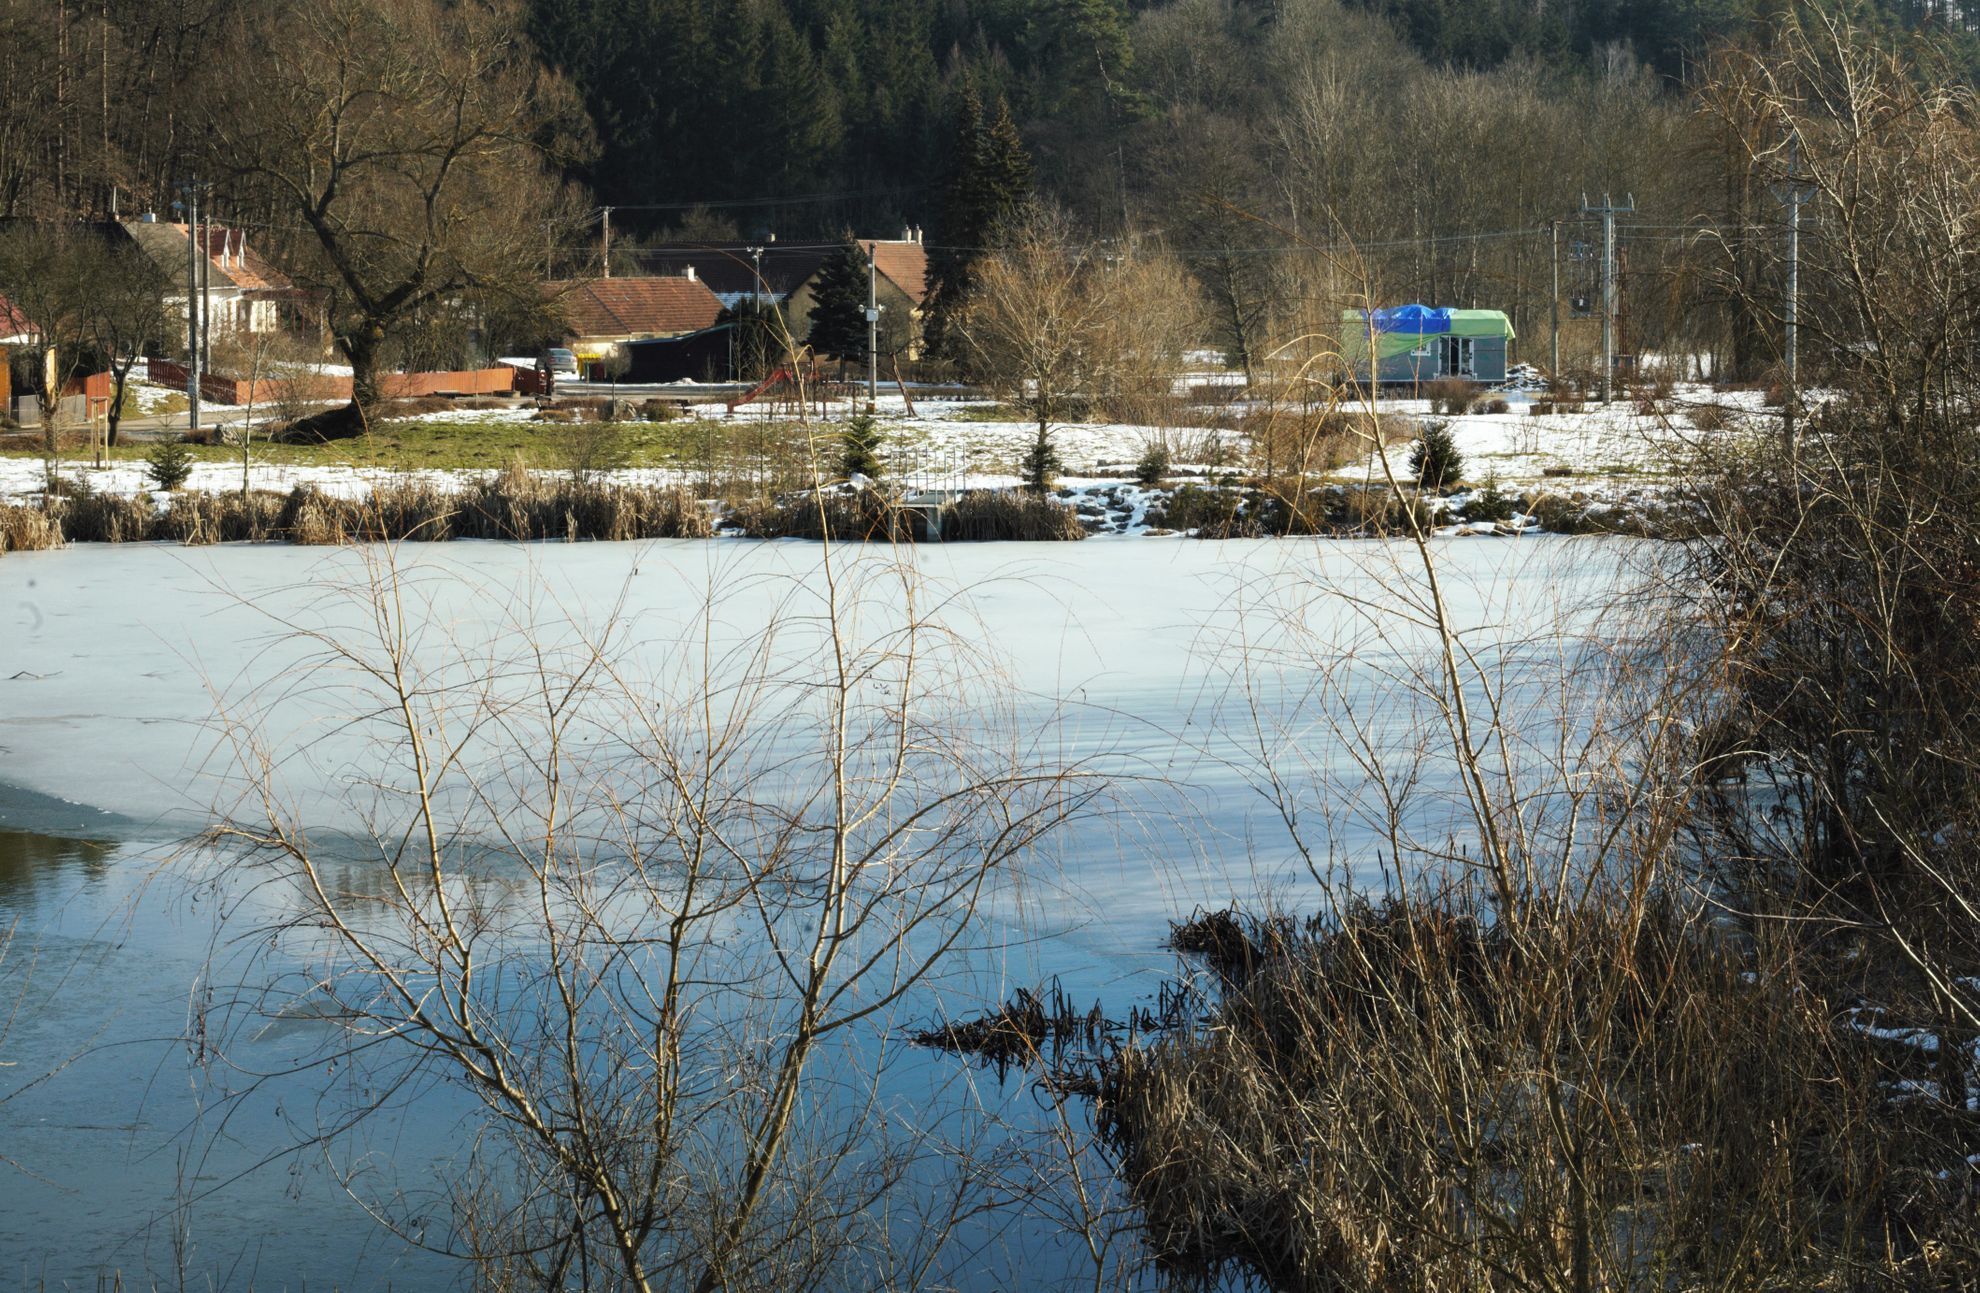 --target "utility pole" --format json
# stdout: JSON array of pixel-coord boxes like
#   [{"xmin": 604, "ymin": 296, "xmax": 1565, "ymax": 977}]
[
  {"xmin": 1771, "ymin": 139, "xmax": 1814, "ymax": 451},
  {"xmin": 199, "ymin": 205, "xmax": 212, "ymax": 369},
  {"xmin": 1549, "ymin": 219, "xmax": 1560, "ymax": 380},
  {"xmin": 181, "ymin": 182, "xmax": 202, "ymax": 434},
  {"xmin": 601, "ymin": 206, "xmax": 613, "ymax": 278},
  {"xmin": 865, "ymin": 244, "xmax": 878, "ymax": 412},
  {"xmin": 1582, "ymin": 193, "xmax": 1633, "ymax": 403}
]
